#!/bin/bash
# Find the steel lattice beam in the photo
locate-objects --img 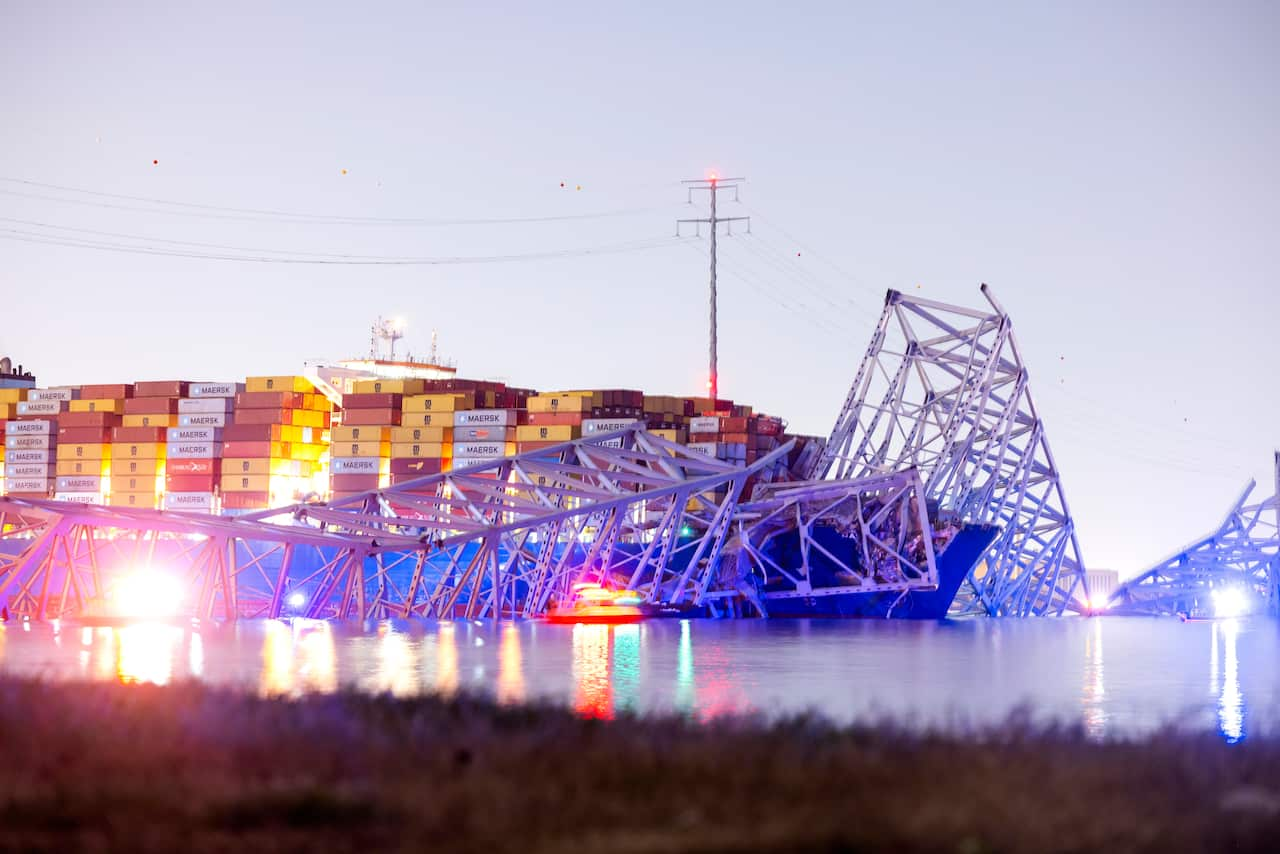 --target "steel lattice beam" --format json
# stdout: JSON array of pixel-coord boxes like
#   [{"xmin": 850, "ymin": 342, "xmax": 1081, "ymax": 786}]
[
  {"xmin": 1109, "ymin": 457, "xmax": 1280, "ymax": 617},
  {"xmin": 809, "ymin": 285, "xmax": 1089, "ymax": 616},
  {"xmin": 0, "ymin": 426, "xmax": 952, "ymax": 620}
]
